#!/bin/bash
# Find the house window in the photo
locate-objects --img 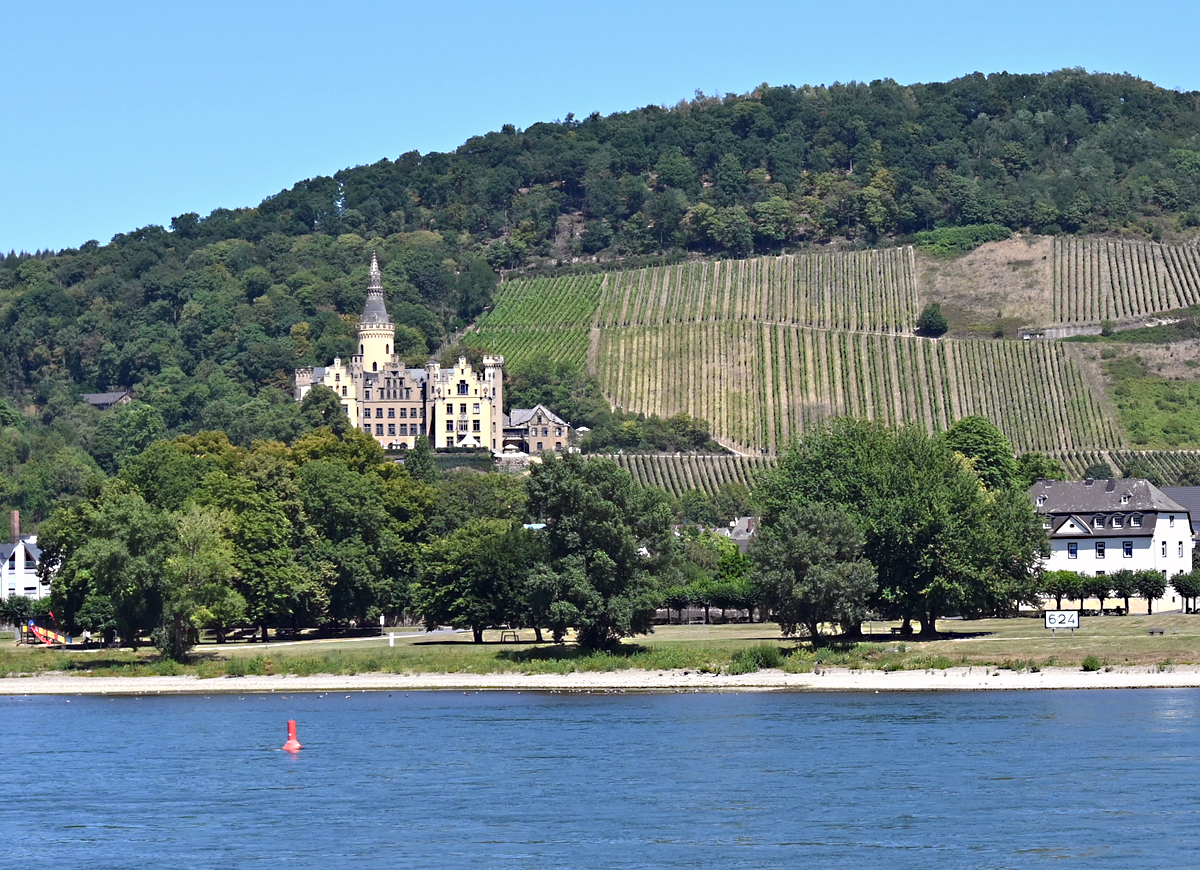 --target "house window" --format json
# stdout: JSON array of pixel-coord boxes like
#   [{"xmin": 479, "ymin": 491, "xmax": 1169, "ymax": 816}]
[
  {"xmin": 1124, "ymin": 541, "xmax": 1133, "ymax": 558},
  {"xmin": 400, "ymin": 424, "xmax": 408, "ymax": 435},
  {"xmin": 341, "ymin": 404, "xmax": 348, "ymax": 415},
  {"xmin": 1036, "ymin": 495, "xmax": 1046, "ymax": 507},
  {"xmin": 1096, "ymin": 570, "xmax": 1105, "ymax": 577},
  {"xmin": 1114, "ymin": 516, "xmax": 1123, "ymax": 529},
  {"xmin": 446, "ymin": 421, "xmax": 454, "ymax": 432},
  {"xmin": 446, "ymin": 404, "xmax": 454, "ymax": 415},
  {"xmin": 472, "ymin": 420, "xmax": 480, "ymax": 432},
  {"xmin": 473, "ymin": 403, "xmax": 480, "ymax": 414},
  {"xmin": 460, "ymin": 403, "xmax": 468, "ymax": 414},
  {"xmin": 1096, "ymin": 542, "xmax": 1105, "ymax": 559},
  {"xmin": 1042, "ymin": 519, "xmax": 1051, "ymax": 529},
  {"xmin": 342, "ymin": 386, "xmax": 348, "ymax": 396},
  {"xmin": 1132, "ymin": 514, "xmax": 1143, "ymax": 527},
  {"xmin": 388, "ymin": 408, "xmax": 395, "ymax": 418},
  {"xmin": 1170, "ymin": 515, "xmax": 1176, "ymax": 528},
  {"xmin": 1180, "ymin": 542, "xmax": 1185, "ymax": 557},
  {"xmin": 1093, "ymin": 515, "xmax": 1104, "ymax": 529},
  {"xmin": 555, "ymin": 442, "xmax": 562, "ymax": 451},
  {"xmin": 375, "ymin": 424, "xmax": 384, "ymax": 435},
  {"xmin": 365, "ymin": 390, "xmax": 371, "ymax": 400},
  {"xmin": 556, "ymin": 427, "xmax": 562, "ymax": 436},
  {"xmin": 1162, "ymin": 541, "xmax": 1167, "ymax": 557},
  {"xmin": 388, "ymin": 424, "xmax": 395, "ymax": 435},
  {"xmin": 363, "ymin": 424, "xmax": 372, "ymax": 433},
  {"xmin": 536, "ymin": 442, "xmax": 544, "ymax": 451}
]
